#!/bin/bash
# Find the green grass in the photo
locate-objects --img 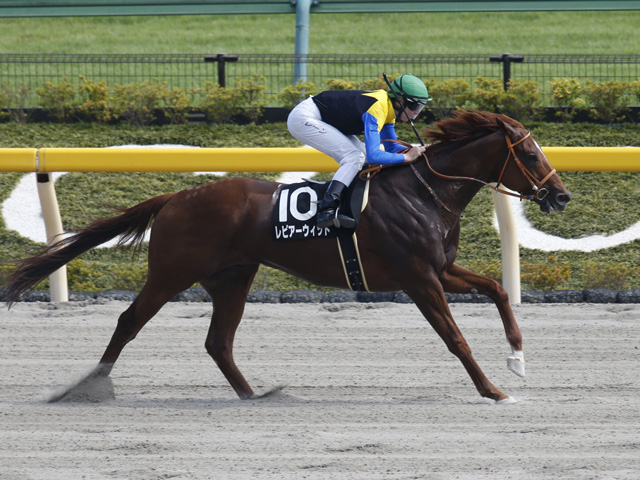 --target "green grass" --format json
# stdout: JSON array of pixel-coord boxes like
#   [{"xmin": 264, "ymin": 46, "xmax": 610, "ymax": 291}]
[
  {"xmin": 2, "ymin": 11, "xmax": 639, "ymax": 110},
  {"xmin": 0, "ymin": 11, "xmax": 639, "ymax": 54},
  {"xmin": 1, "ymin": 122, "xmax": 640, "ymax": 293}
]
